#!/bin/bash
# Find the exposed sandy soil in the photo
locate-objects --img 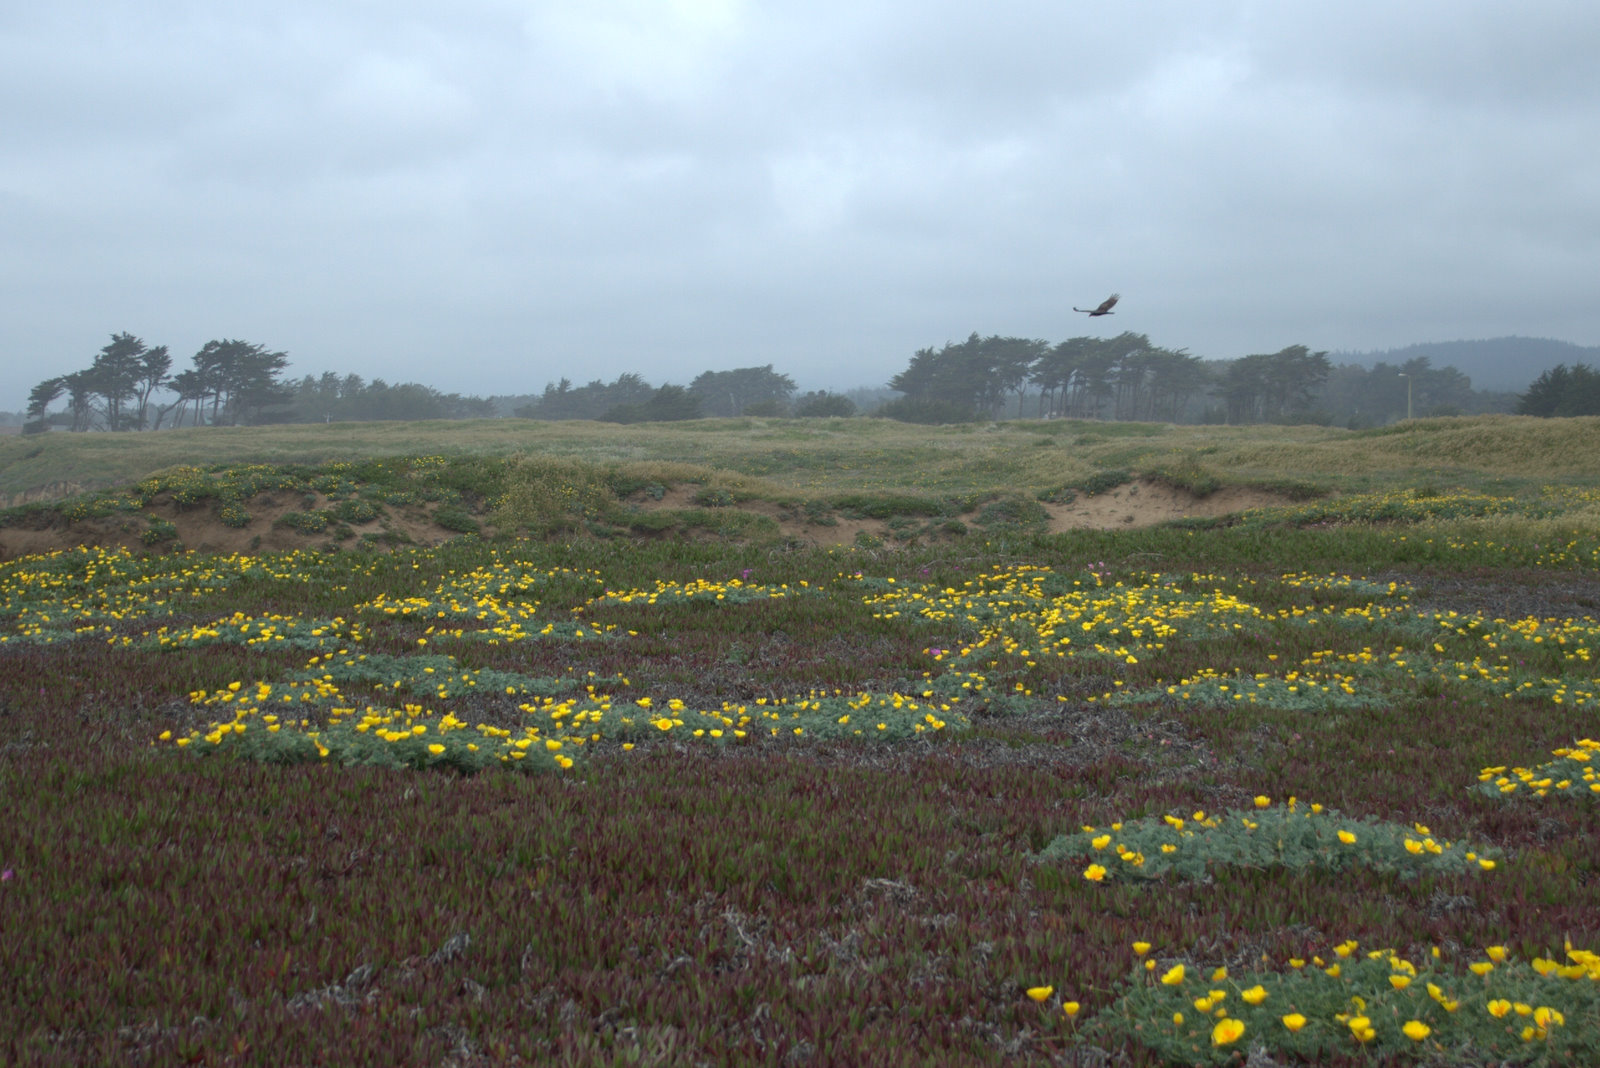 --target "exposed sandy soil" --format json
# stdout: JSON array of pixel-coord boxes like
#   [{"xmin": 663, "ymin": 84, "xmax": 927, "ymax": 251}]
[
  {"xmin": 1040, "ymin": 481, "xmax": 1283, "ymax": 532},
  {"xmin": 0, "ymin": 478, "xmax": 1289, "ymax": 560}
]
